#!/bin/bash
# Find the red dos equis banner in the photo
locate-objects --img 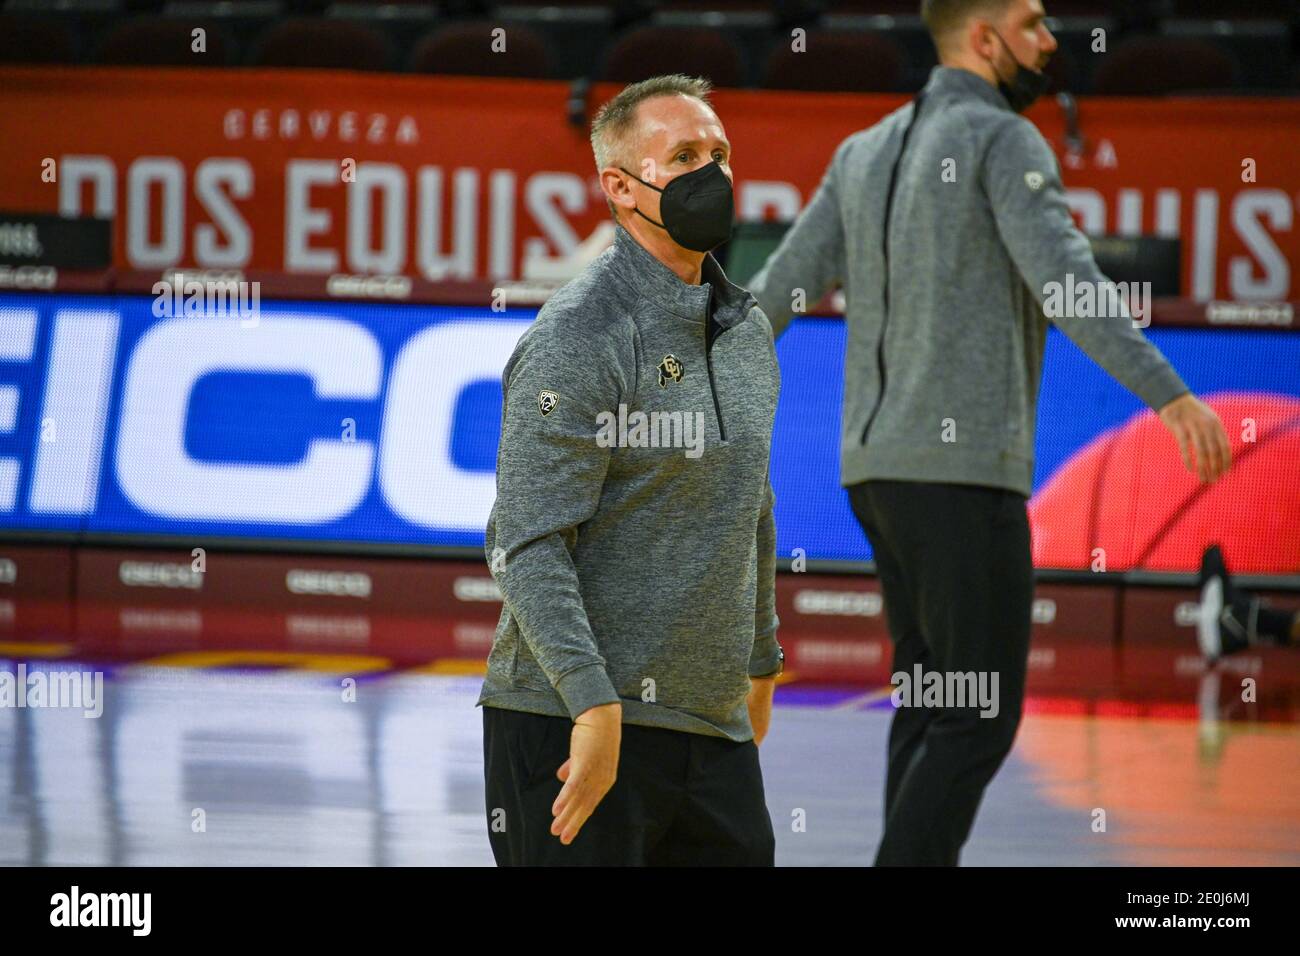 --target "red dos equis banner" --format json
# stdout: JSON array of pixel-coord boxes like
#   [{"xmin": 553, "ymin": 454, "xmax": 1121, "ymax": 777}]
[{"xmin": 1, "ymin": 65, "xmax": 1297, "ymax": 300}]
